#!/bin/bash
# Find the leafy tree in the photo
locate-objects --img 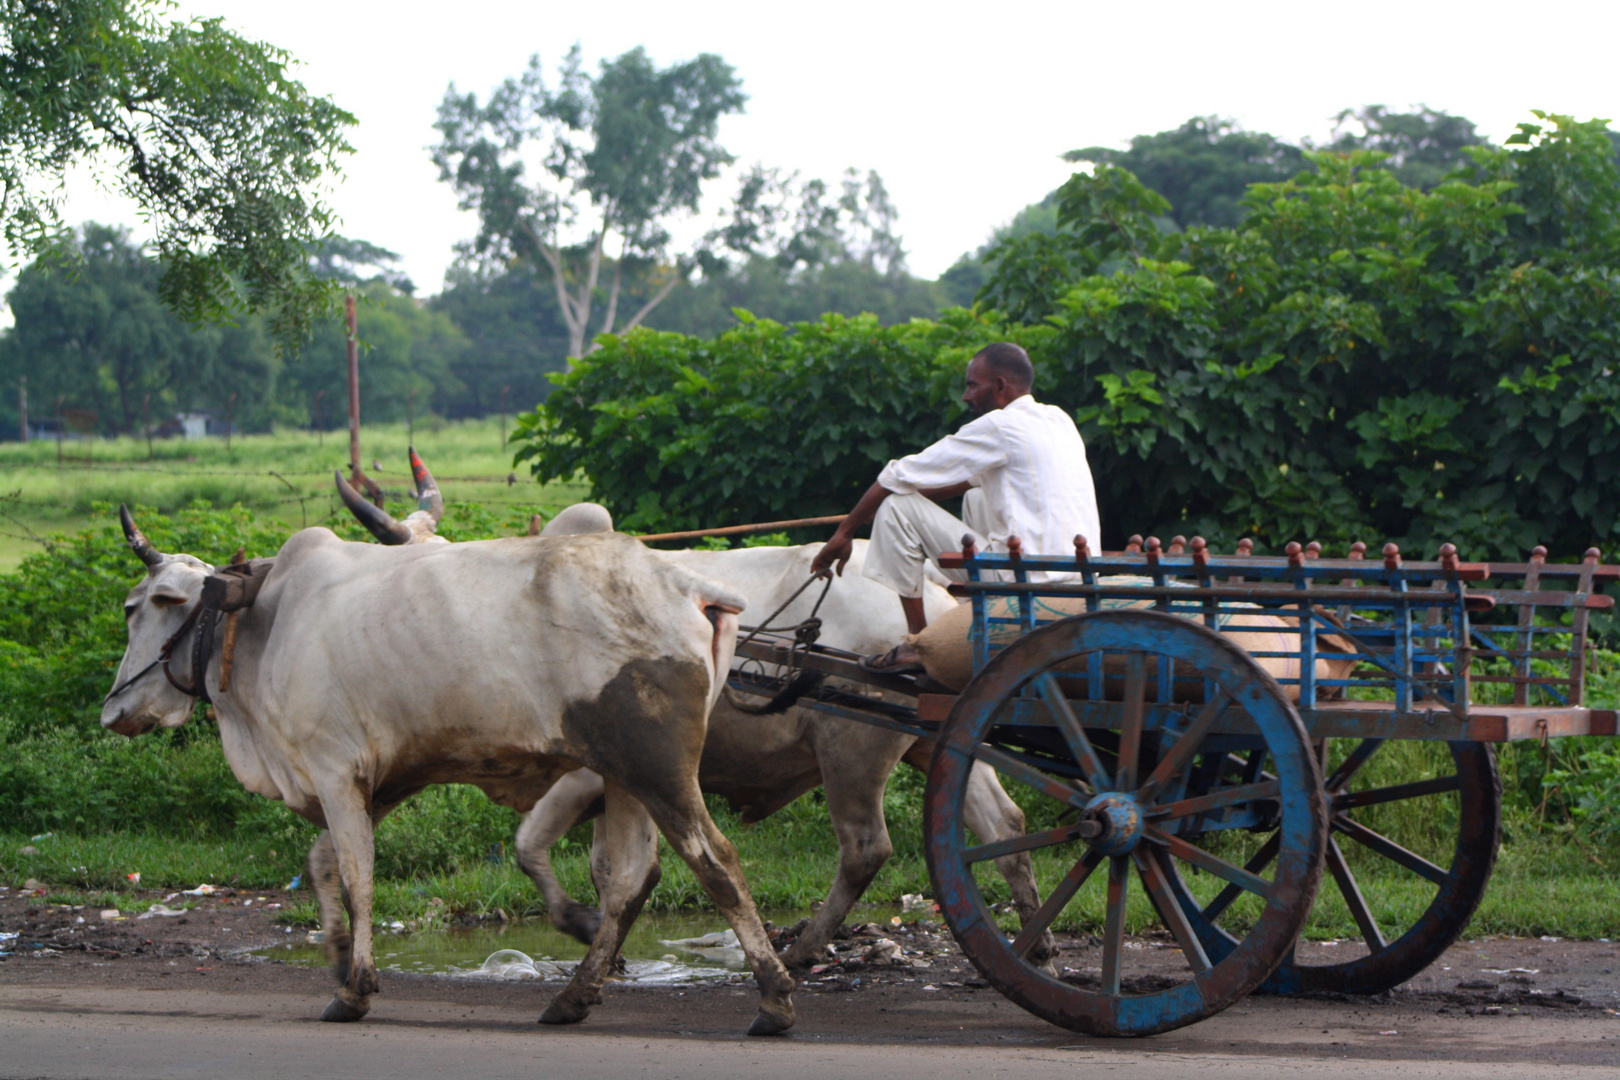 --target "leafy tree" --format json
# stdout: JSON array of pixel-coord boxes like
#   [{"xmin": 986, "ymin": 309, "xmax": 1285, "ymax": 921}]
[
  {"xmin": 428, "ymin": 262, "xmax": 572, "ymax": 418},
  {"xmin": 648, "ymin": 257, "xmax": 947, "ymax": 340},
  {"xmin": 1325, "ymin": 105, "xmax": 1486, "ymax": 190},
  {"xmin": 0, "ymin": 223, "xmax": 278, "ymax": 434},
  {"xmin": 977, "ymin": 111, "xmax": 1620, "ymax": 558},
  {"xmin": 0, "ymin": 0, "xmax": 354, "ymax": 347},
  {"xmin": 1065, "ymin": 116, "xmax": 1305, "ymax": 229},
  {"xmin": 652, "ymin": 165, "xmax": 938, "ymax": 337},
  {"xmin": 513, "ymin": 309, "xmax": 1050, "ymax": 533},
  {"xmin": 280, "ymin": 280, "xmax": 467, "ymax": 428},
  {"xmin": 308, "ymin": 236, "xmax": 415, "ymax": 295},
  {"xmin": 432, "ymin": 45, "xmax": 745, "ymax": 361}
]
